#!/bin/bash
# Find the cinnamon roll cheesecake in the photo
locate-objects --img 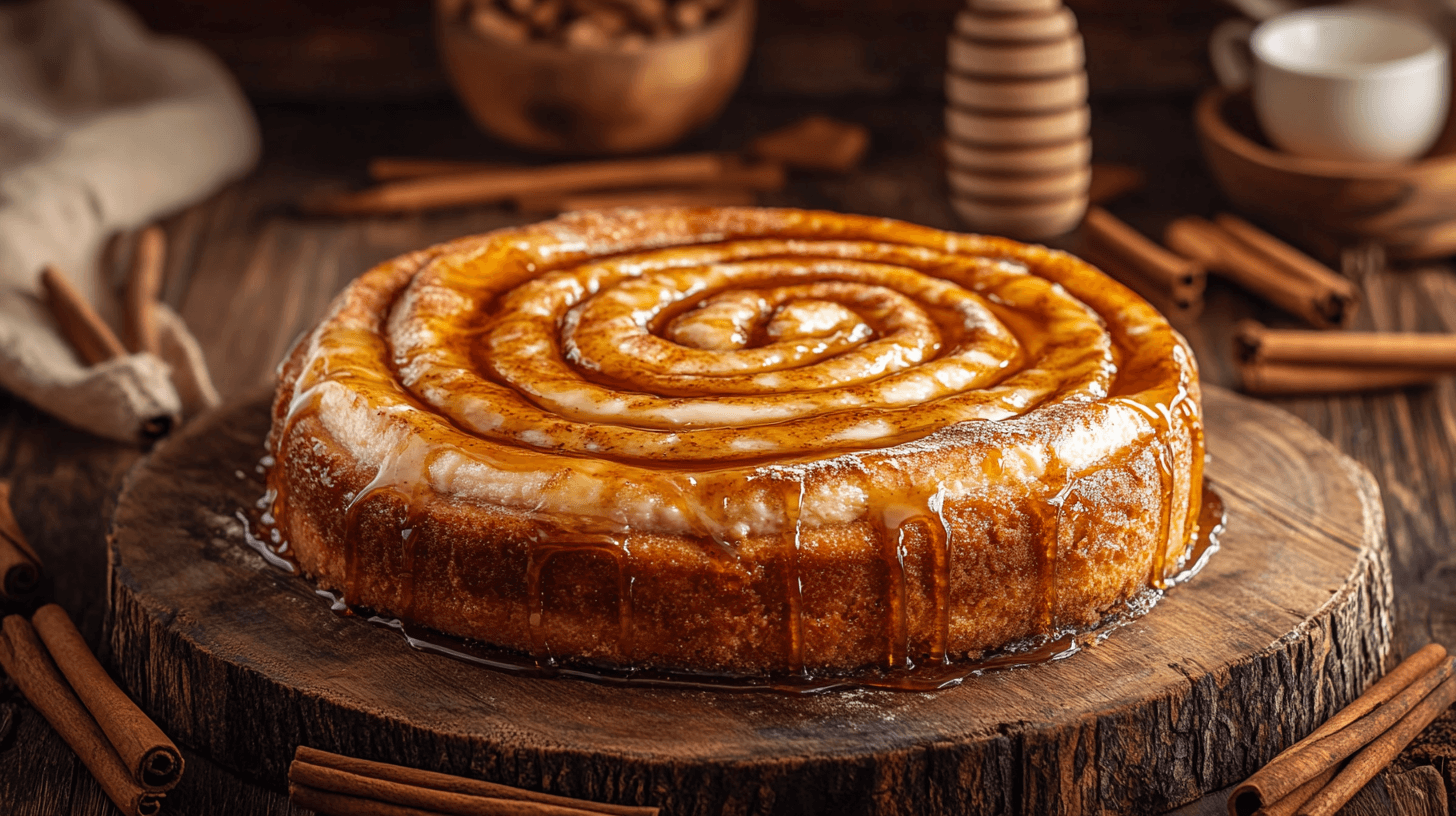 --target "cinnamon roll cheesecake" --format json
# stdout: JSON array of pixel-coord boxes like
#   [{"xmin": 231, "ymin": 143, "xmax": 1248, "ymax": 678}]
[{"xmin": 266, "ymin": 207, "xmax": 1204, "ymax": 676}]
